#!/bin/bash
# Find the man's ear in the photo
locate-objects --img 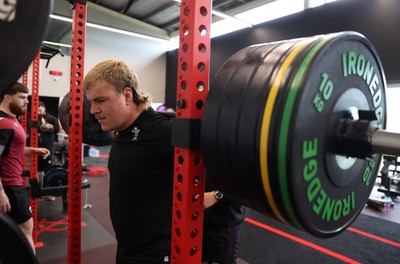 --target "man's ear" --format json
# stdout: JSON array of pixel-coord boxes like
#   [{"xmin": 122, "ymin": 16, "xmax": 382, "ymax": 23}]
[
  {"xmin": 3, "ymin": 94, "xmax": 11, "ymax": 103},
  {"xmin": 122, "ymin": 87, "xmax": 133, "ymax": 102}
]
